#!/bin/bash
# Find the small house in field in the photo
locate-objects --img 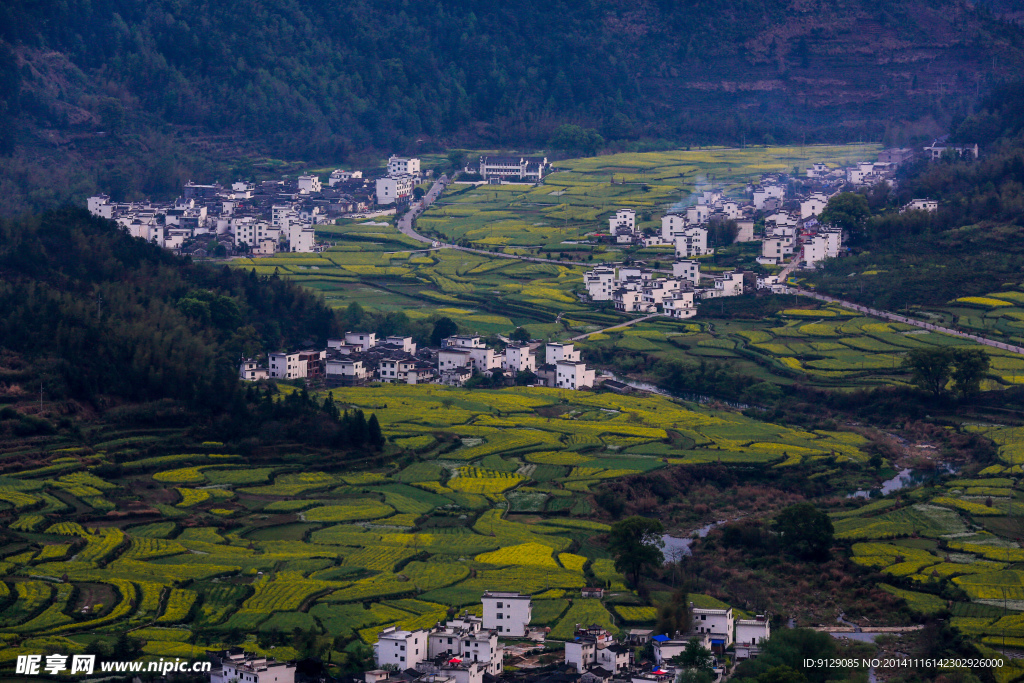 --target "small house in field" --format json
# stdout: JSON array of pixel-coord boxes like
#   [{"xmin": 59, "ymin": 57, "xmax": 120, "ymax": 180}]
[{"xmin": 581, "ymin": 587, "xmax": 604, "ymax": 598}]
